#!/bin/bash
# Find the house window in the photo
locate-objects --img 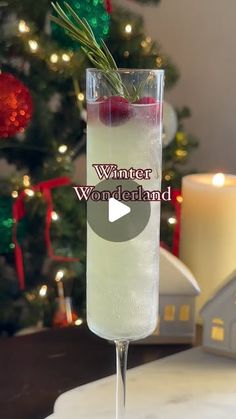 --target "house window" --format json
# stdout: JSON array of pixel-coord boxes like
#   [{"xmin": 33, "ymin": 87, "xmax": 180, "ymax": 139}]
[
  {"xmin": 211, "ymin": 318, "xmax": 224, "ymax": 341},
  {"xmin": 179, "ymin": 305, "xmax": 190, "ymax": 321},
  {"xmin": 164, "ymin": 305, "xmax": 175, "ymax": 321}
]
